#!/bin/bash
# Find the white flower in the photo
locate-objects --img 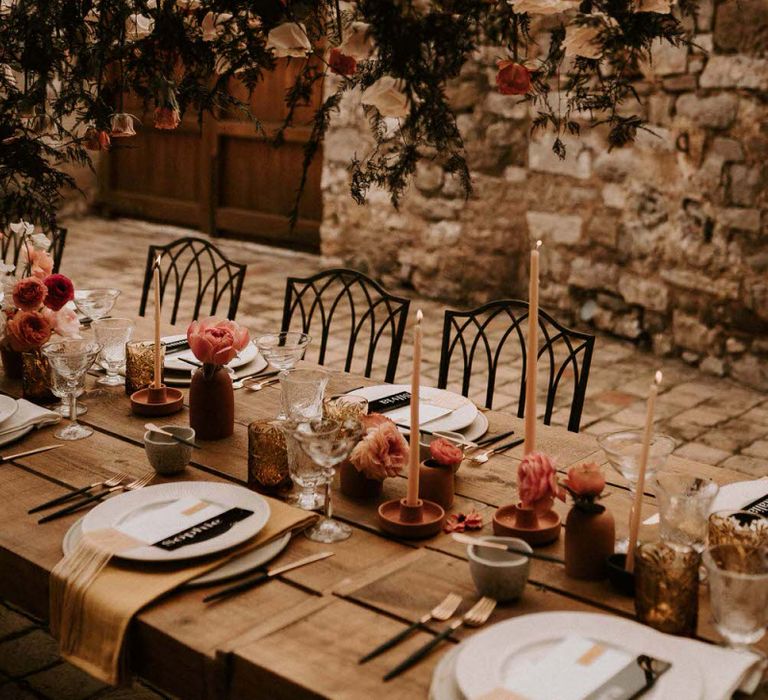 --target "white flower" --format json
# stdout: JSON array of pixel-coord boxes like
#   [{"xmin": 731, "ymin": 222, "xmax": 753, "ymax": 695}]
[
  {"xmin": 30, "ymin": 233, "xmax": 50, "ymax": 250},
  {"xmin": 9, "ymin": 221, "xmax": 33, "ymax": 238},
  {"xmin": 635, "ymin": 0, "xmax": 672, "ymax": 12},
  {"xmin": 340, "ymin": 22, "xmax": 374, "ymax": 60},
  {"xmin": 0, "ymin": 0, "xmax": 16, "ymax": 16},
  {"xmin": 361, "ymin": 76, "xmax": 409, "ymax": 118},
  {"xmin": 125, "ymin": 14, "xmax": 154, "ymax": 41},
  {"xmin": 508, "ymin": 0, "xmax": 579, "ymax": 14},
  {"xmin": 201, "ymin": 12, "xmax": 233, "ymax": 42},
  {"xmin": 562, "ymin": 22, "xmax": 603, "ymax": 59},
  {"xmin": 265, "ymin": 23, "xmax": 312, "ymax": 58},
  {"xmin": 42, "ymin": 307, "xmax": 81, "ymax": 338},
  {"xmin": 0, "ymin": 263, "xmax": 15, "ymax": 276}
]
